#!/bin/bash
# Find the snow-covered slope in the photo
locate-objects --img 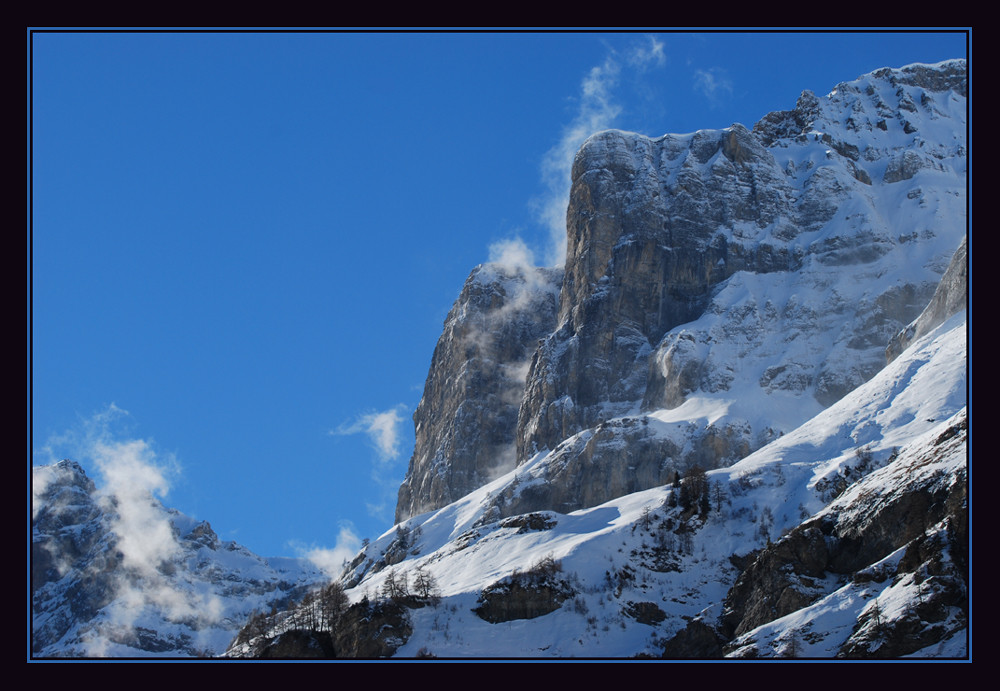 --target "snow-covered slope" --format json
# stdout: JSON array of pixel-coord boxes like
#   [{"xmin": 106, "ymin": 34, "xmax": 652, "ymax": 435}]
[
  {"xmin": 233, "ymin": 308, "xmax": 965, "ymax": 658},
  {"xmin": 31, "ymin": 461, "xmax": 324, "ymax": 657}
]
